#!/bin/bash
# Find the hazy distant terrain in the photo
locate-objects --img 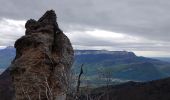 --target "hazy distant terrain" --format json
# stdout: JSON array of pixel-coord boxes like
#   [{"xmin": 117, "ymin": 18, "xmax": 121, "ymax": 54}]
[
  {"xmin": 152, "ymin": 57, "xmax": 170, "ymax": 62},
  {"xmin": 1, "ymin": 47, "xmax": 170, "ymax": 84},
  {"xmin": 0, "ymin": 69, "xmax": 5, "ymax": 74},
  {"xmin": 1, "ymin": 47, "xmax": 170, "ymax": 100},
  {"xmin": 0, "ymin": 46, "xmax": 15, "ymax": 70}
]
